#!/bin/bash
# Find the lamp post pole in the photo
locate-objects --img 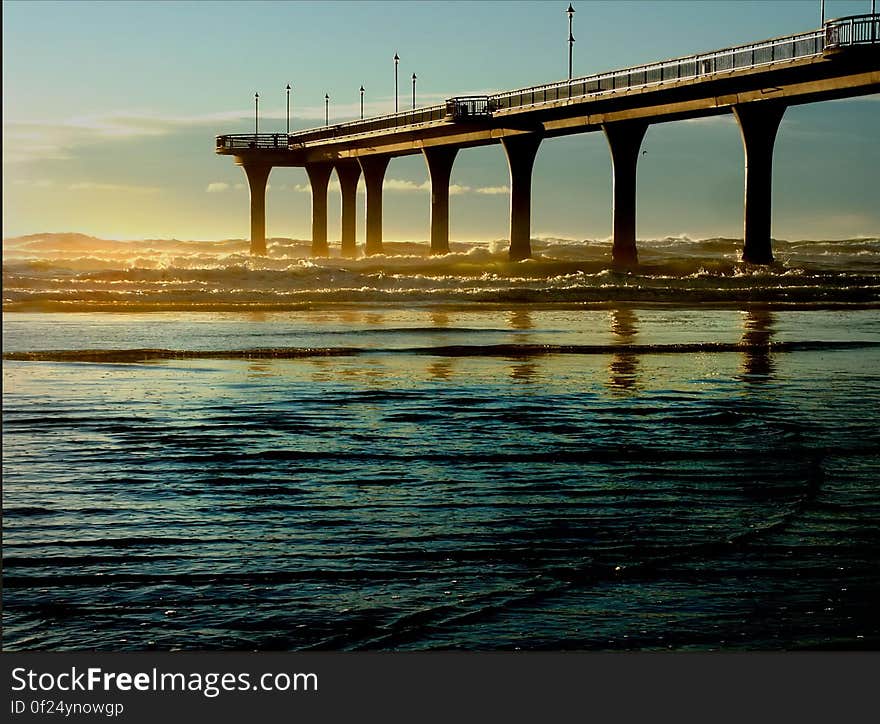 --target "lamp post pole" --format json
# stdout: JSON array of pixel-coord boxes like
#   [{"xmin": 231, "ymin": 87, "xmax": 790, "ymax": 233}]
[
  {"xmin": 394, "ymin": 52, "xmax": 400, "ymax": 112},
  {"xmin": 286, "ymin": 84, "xmax": 291, "ymax": 134},
  {"xmin": 412, "ymin": 73, "xmax": 417, "ymax": 109},
  {"xmin": 360, "ymin": 85, "xmax": 365, "ymax": 119},
  {"xmin": 324, "ymin": 94, "xmax": 329, "ymax": 126},
  {"xmin": 567, "ymin": 4, "xmax": 575, "ymax": 80},
  {"xmin": 254, "ymin": 92, "xmax": 259, "ymax": 138},
  {"xmin": 820, "ymin": 0, "xmax": 824, "ymax": 23},
  {"xmin": 872, "ymin": 0, "xmax": 876, "ymax": 43}
]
